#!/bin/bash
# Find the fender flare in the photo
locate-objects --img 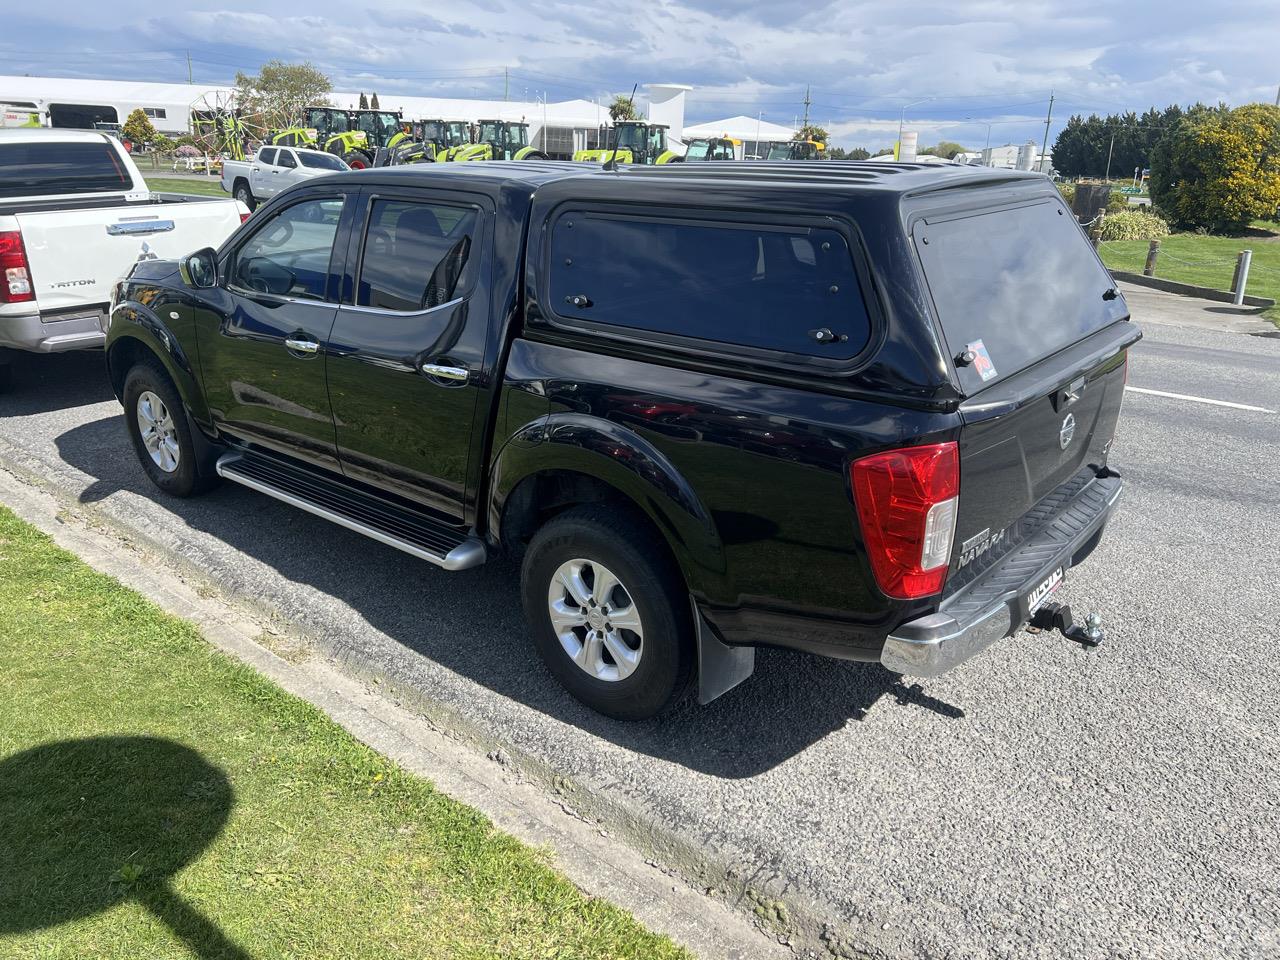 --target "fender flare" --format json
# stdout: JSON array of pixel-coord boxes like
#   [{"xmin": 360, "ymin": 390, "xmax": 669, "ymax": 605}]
[
  {"xmin": 105, "ymin": 300, "xmax": 211, "ymax": 430},
  {"xmin": 487, "ymin": 412, "xmax": 728, "ymax": 599}
]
